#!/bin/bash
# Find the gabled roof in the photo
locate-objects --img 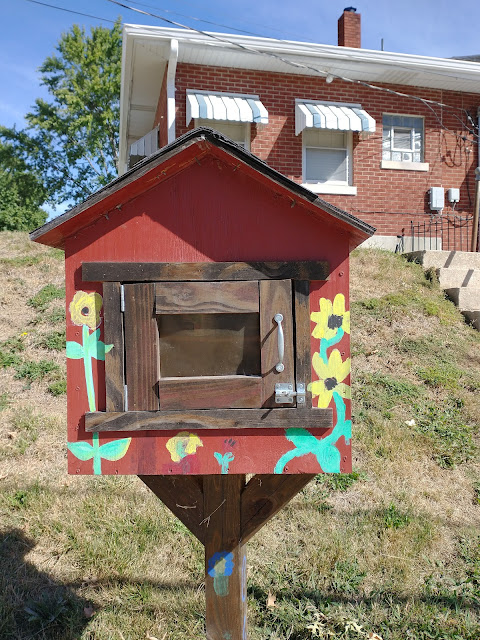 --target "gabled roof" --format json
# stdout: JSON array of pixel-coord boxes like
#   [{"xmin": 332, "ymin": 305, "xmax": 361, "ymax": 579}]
[{"xmin": 30, "ymin": 127, "xmax": 375, "ymax": 250}]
